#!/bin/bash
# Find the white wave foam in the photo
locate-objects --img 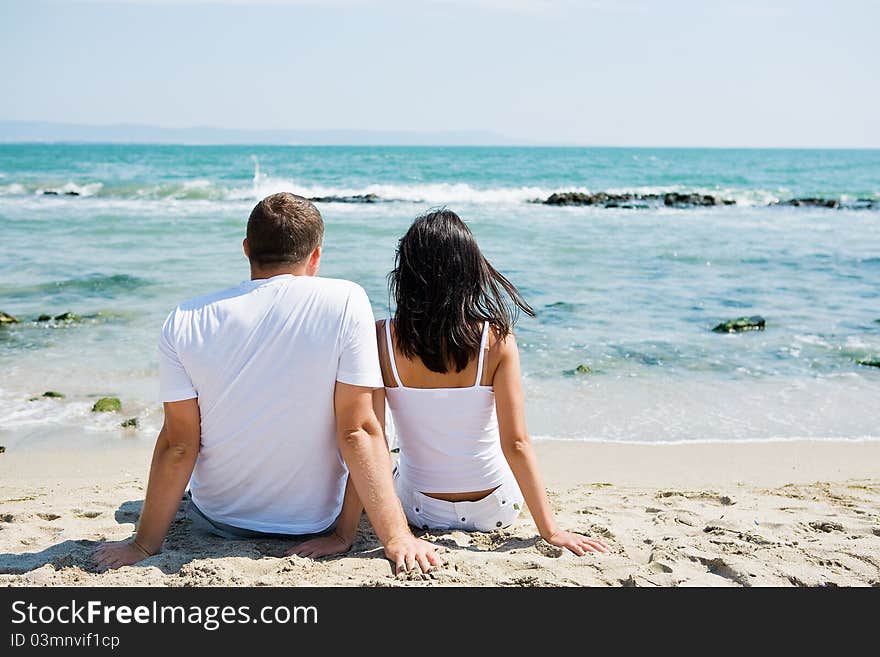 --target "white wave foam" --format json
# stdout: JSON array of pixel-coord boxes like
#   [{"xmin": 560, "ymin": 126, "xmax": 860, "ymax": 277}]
[
  {"xmin": 227, "ymin": 175, "xmax": 552, "ymax": 204},
  {"xmin": 31, "ymin": 181, "xmax": 104, "ymax": 197},
  {"xmin": 0, "ymin": 169, "xmax": 871, "ymax": 207},
  {"xmin": 792, "ymin": 334, "xmax": 831, "ymax": 348},
  {"xmin": 0, "ymin": 183, "xmax": 25, "ymax": 196}
]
